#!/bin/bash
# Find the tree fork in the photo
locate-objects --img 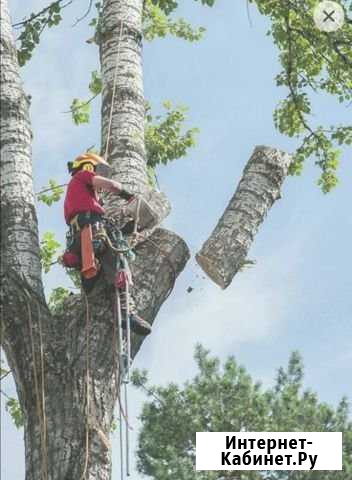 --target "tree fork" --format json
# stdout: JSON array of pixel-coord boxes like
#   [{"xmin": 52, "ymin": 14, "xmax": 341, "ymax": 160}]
[
  {"xmin": 196, "ymin": 146, "xmax": 292, "ymax": 289},
  {"xmin": 1, "ymin": 0, "xmax": 189, "ymax": 477}
]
